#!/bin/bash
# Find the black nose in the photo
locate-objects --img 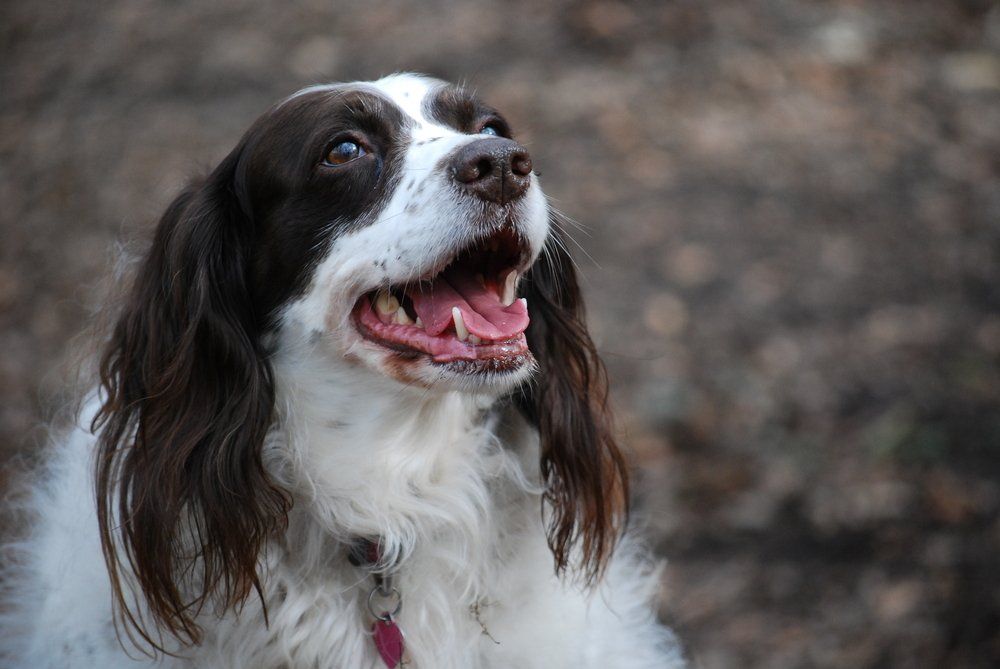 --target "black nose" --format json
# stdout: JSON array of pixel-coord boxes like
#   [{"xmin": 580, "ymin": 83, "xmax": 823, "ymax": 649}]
[{"xmin": 449, "ymin": 138, "xmax": 532, "ymax": 205}]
